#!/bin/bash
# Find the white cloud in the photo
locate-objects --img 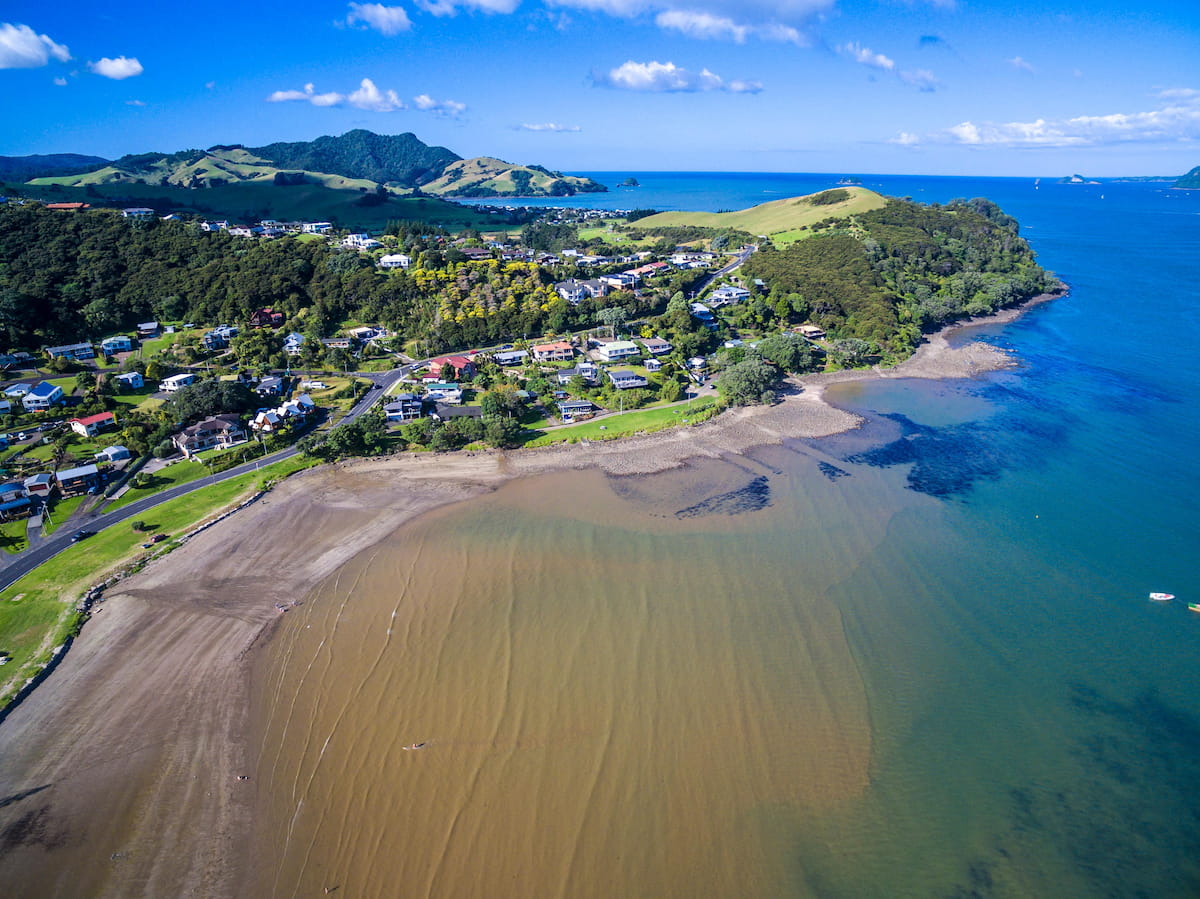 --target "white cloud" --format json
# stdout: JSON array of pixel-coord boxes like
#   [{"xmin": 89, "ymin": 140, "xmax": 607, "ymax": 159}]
[
  {"xmin": 88, "ymin": 56, "xmax": 143, "ymax": 80},
  {"xmin": 547, "ymin": 0, "xmax": 828, "ymax": 44},
  {"xmin": 899, "ymin": 68, "xmax": 938, "ymax": 92},
  {"xmin": 0, "ymin": 22, "xmax": 70, "ymax": 68},
  {"xmin": 939, "ymin": 92, "xmax": 1200, "ymax": 147},
  {"xmin": 519, "ymin": 122, "xmax": 581, "ymax": 131},
  {"xmin": 413, "ymin": 93, "xmax": 467, "ymax": 115},
  {"xmin": 268, "ymin": 82, "xmax": 346, "ymax": 106},
  {"xmin": 1008, "ymin": 56, "xmax": 1035, "ymax": 73},
  {"xmin": 889, "ymin": 131, "xmax": 920, "ymax": 146},
  {"xmin": 125, "ymin": 99, "xmax": 146, "ymax": 107},
  {"xmin": 594, "ymin": 59, "xmax": 760, "ymax": 93},
  {"xmin": 53, "ymin": 75, "xmax": 67, "ymax": 86},
  {"xmin": 655, "ymin": 10, "xmax": 802, "ymax": 44},
  {"xmin": 348, "ymin": 77, "xmax": 406, "ymax": 111},
  {"xmin": 345, "ymin": 3, "xmax": 413, "ymax": 34},
  {"xmin": 840, "ymin": 41, "xmax": 894, "ymax": 71},
  {"xmin": 414, "ymin": 0, "xmax": 520, "ymax": 15}
]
